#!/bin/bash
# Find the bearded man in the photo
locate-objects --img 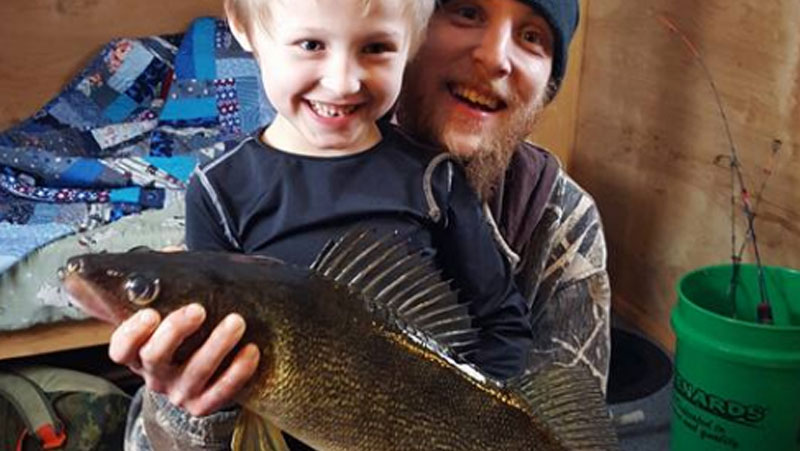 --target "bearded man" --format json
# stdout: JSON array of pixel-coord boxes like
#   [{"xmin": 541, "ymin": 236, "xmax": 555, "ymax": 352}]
[
  {"xmin": 398, "ymin": 0, "xmax": 610, "ymax": 384},
  {"xmin": 116, "ymin": 0, "xmax": 611, "ymax": 448}
]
